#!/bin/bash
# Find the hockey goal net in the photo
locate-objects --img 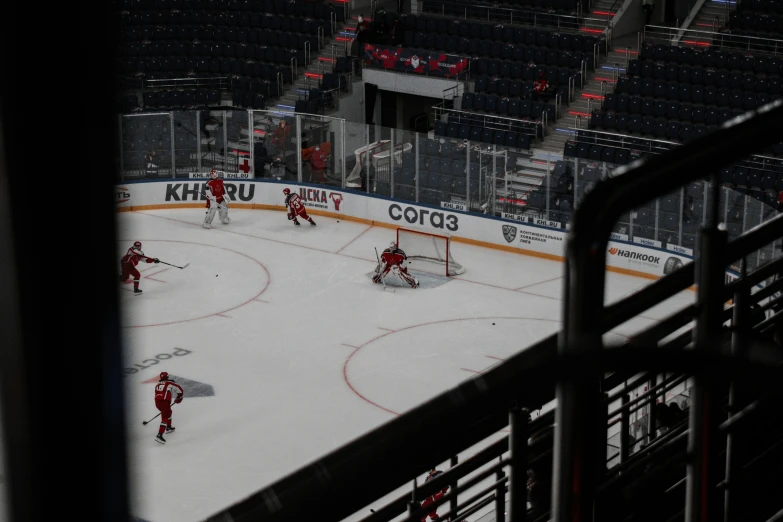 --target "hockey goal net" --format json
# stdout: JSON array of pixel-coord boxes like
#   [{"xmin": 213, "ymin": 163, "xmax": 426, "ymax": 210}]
[{"xmin": 396, "ymin": 228, "xmax": 465, "ymax": 276}]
